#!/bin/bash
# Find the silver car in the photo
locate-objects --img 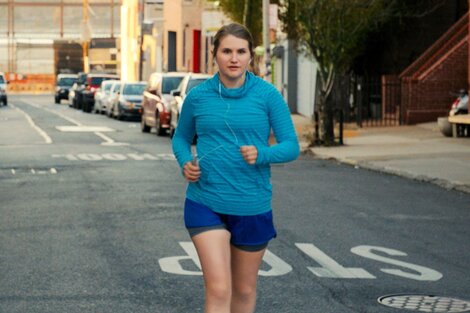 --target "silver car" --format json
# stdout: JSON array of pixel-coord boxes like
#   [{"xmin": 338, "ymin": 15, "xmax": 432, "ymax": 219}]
[
  {"xmin": 93, "ymin": 80, "xmax": 114, "ymax": 114},
  {"xmin": 169, "ymin": 73, "xmax": 211, "ymax": 137},
  {"xmin": 109, "ymin": 81, "xmax": 147, "ymax": 120},
  {"xmin": 105, "ymin": 80, "xmax": 122, "ymax": 117}
]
